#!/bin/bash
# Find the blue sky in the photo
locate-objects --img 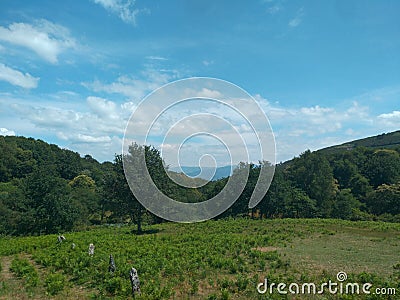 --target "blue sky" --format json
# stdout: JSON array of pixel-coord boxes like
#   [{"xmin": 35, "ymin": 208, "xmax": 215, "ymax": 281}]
[{"xmin": 0, "ymin": 0, "xmax": 399, "ymax": 165}]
